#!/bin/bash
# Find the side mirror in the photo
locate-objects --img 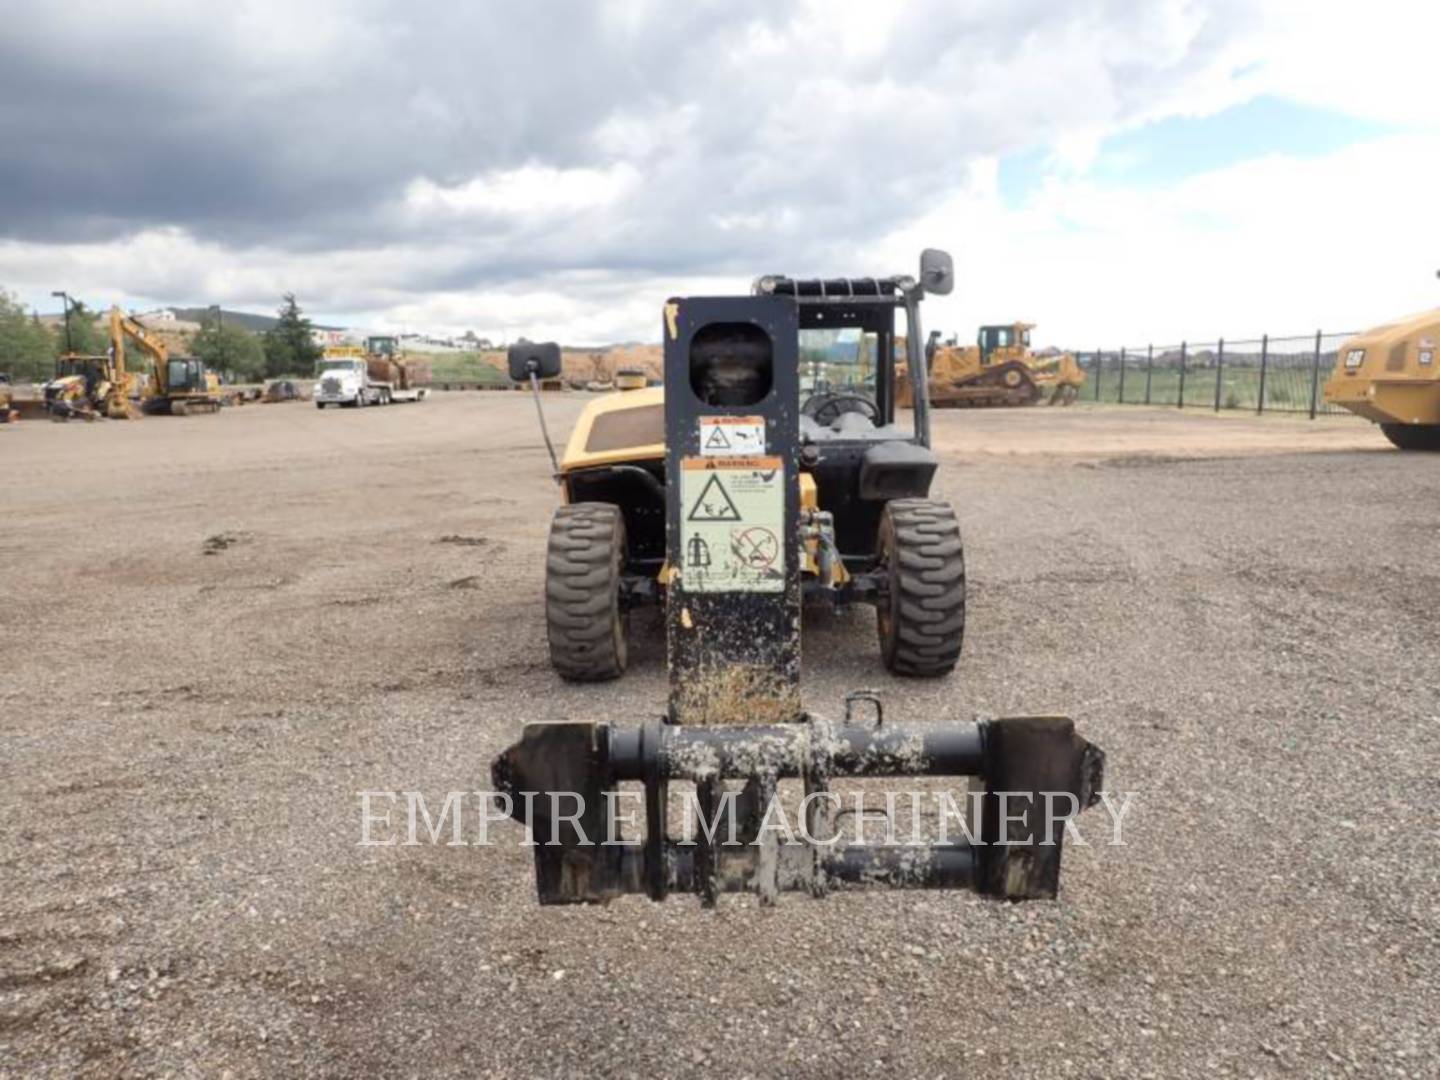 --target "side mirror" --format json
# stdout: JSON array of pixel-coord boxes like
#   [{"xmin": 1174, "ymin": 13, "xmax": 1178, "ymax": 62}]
[
  {"xmin": 508, "ymin": 342, "xmax": 562, "ymax": 382},
  {"xmin": 919, "ymin": 248, "xmax": 954, "ymax": 296}
]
